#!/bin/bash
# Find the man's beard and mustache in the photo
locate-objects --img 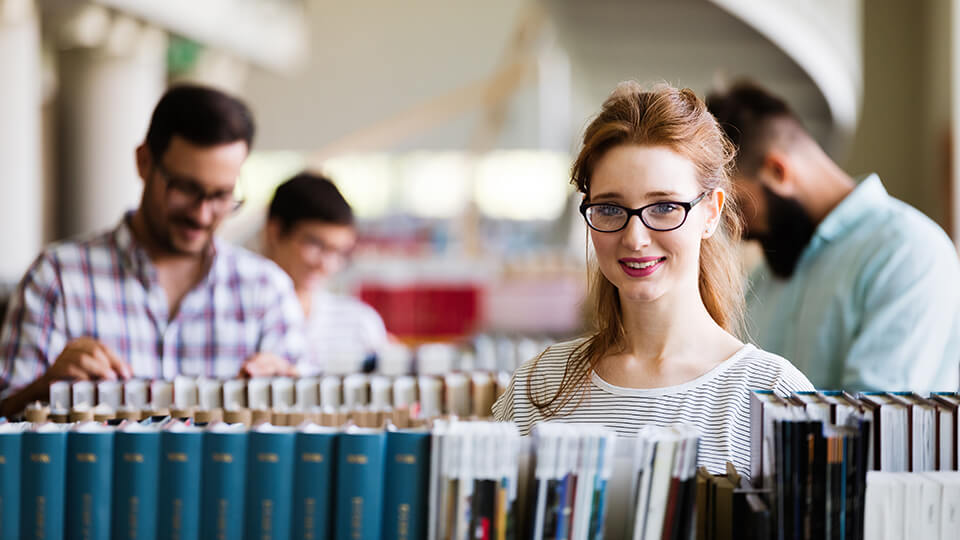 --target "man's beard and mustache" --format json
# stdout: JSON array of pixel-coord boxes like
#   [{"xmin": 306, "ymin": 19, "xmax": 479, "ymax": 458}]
[{"xmin": 744, "ymin": 187, "xmax": 818, "ymax": 279}]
